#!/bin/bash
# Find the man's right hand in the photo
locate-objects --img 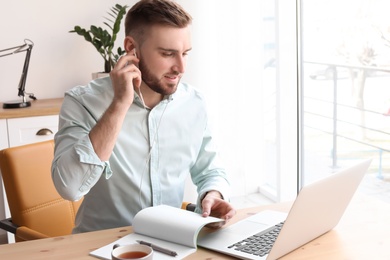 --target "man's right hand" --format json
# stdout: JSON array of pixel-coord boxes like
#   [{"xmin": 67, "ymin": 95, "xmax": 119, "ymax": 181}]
[{"xmin": 109, "ymin": 51, "xmax": 142, "ymax": 108}]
